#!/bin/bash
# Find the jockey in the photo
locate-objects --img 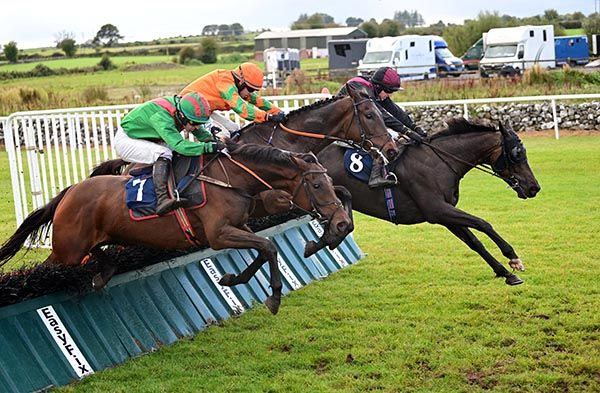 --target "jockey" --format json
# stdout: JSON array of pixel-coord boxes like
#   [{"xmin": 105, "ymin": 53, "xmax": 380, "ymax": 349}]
[
  {"xmin": 115, "ymin": 92, "xmax": 226, "ymax": 215},
  {"xmin": 180, "ymin": 62, "xmax": 286, "ymax": 139},
  {"xmin": 337, "ymin": 66, "xmax": 428, "ymax": 188}
]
